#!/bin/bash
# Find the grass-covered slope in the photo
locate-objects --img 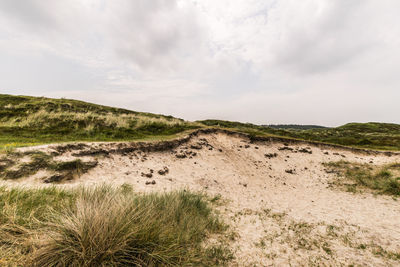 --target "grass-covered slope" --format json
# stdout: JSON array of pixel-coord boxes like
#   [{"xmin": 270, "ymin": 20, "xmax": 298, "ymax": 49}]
[
  {"xmin": 198, "ymin": 120, "xmax": 400, "ymax": 151},
  {"xmin": 0, "ymin": 94, "xmax": 198, "ymax": 149},
  {"xmin": 290, "ymin": 122, "xmax": 400, "ymax": 150},
  {"xmin": 1, "ymin": 94, "xmax": 399, "ymax": 151}
]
